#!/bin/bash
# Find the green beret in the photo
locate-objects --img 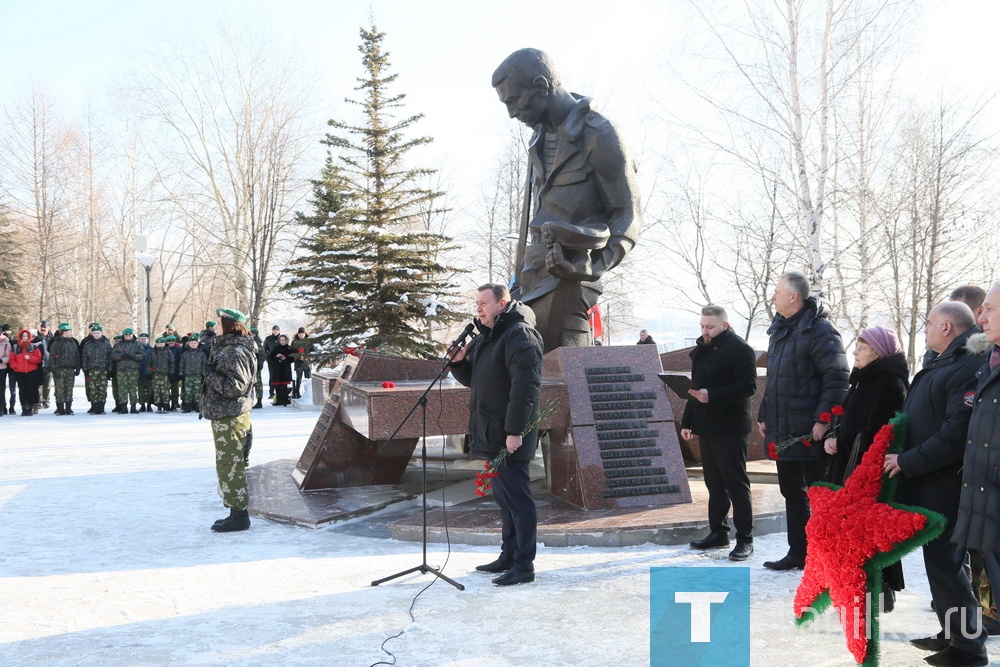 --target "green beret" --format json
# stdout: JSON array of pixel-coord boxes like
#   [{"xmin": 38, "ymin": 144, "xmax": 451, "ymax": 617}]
[
  {"xmin": 123, "ymin": 327, "xmax": 134, "ymax": 336},
  {"xmin": 250, "ymin": 327, "xmax": 259, "ymax": 334},
  {"xmin": 114, "ymin": 334, "xmax": 122, "ymax": 340},
  {"xmin": 165, "ymin": 323, "xmax": 175, "ymax": 329},
  {"xmin": 58, "ymin": 322, "xmax": 72, "ymax": 331},
  {"xmin": 139, "ymin": 332, "xmax": 149, "ymax": 338},
  {"xmin": 155, "ymin": 337, "xmax": 166, "ymax": 343},
  {"xmin": 205, "ymin": 320, "xmax": 217, "ymax": 328},
  {"xmin": 216, "ymin": 308, "xmax": 247, "ymax": 324},
  {"xmin": 89, "ymin": 323, "xmax": 102, "ymax": 331},
  {"xmin": 189, "ymin": 332, "xmax": 200, "ymax": 341},
  {"xmin": 165, "ymin": 335, "xmax": 177, "ymax": 342}
]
